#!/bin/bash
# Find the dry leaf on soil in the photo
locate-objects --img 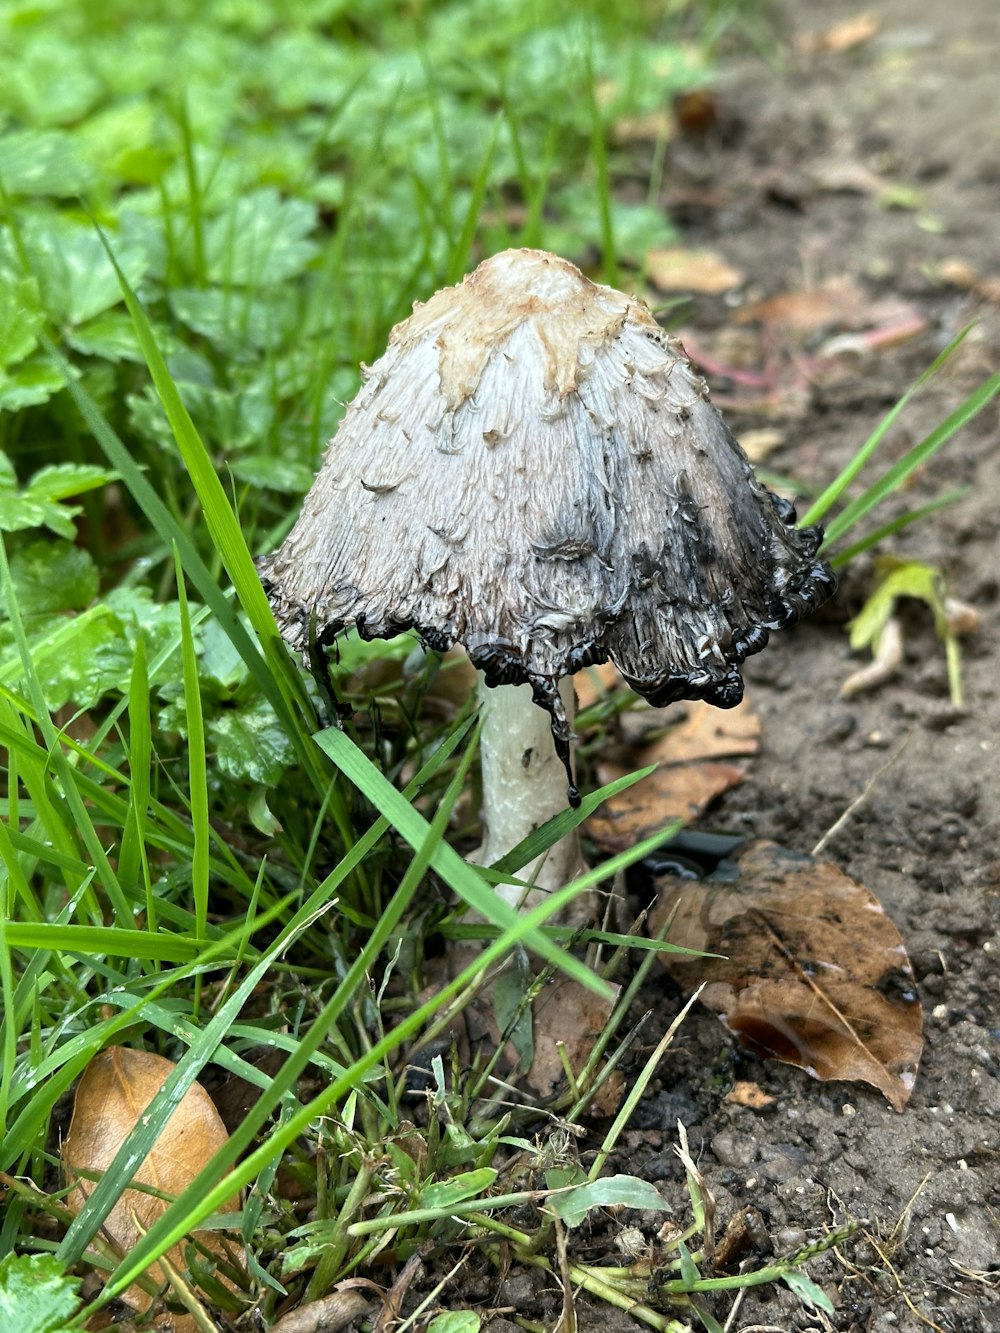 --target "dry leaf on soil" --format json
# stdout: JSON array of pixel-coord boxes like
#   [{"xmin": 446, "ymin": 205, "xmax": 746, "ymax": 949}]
[
  {"xmin": 586, "ymin": 697, "xmax": 759, "ymax": 854},
  {"xmin": 270, "ymin": 1290, "xmax": 374, "ymax": 1333},
  {"xmin": 450, "ymin": 946, "xmax": 623, "ymax": 1116},
  {"xmin": 63, "ymin": 1047, "xmax": 242, "ymax": 1324},
  {"xmin": 647, "ymin": 247, "xmax": 743, "ymax": 295},
  {"xmin": 650, "ymin": 840, "xmax": 923, "ymax": 1110},
  {"xmin": 796, "ymin": 12, "xmax": 880, "ymax": 56}
]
